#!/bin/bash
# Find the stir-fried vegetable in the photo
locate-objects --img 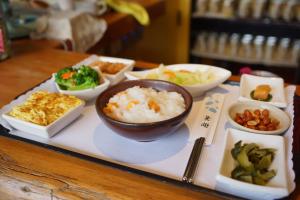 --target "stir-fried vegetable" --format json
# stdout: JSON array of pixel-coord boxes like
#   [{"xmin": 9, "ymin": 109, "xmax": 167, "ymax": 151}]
[
  {"xmin": 55, "ymin": 65, "xmax": 100, "ymax": 91},
  {"xmin": 145, "ymin": 65, "xmax": 215, "ymax": 86},
  {"xmin": 231, "ymin": 141, "xmax": 276, "ymax": 185}
]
